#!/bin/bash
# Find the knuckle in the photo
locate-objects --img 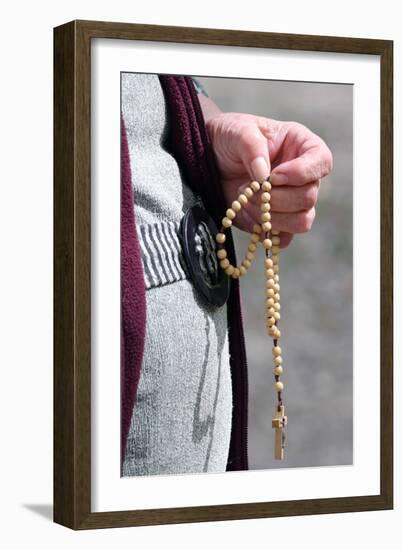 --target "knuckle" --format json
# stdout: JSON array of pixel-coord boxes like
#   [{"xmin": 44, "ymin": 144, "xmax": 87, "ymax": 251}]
[
  {"xmin": 238, "ymin": 126, "xmax": 256, "ymax": 148},
  {"xmin": 300, "ymin": 185, "xmax": 318, "ymax": 210},
  {"xmin": 319, "ymin": 142, "xmax": 334, "ymax": 177},
  {"xmin": 291, "ymin": 121, "xmax": 308, "ymax": 134},
  {"xmin": 241, "ymin": 127, "xmax": 268, "ymax": 157},
  {"xmin": 325, "ymin": 148, "xmax": 334, "ymax": 174},
  {"xmin": 304, "ymin": 163, "xmax": 320, "ymax": 183},
  {"xmin": 303, "ymin": 138, "xmax": 334, "ymax": 181},
  {"xmin": 296, "ymin": 208, "xmax": 315, "ymax": 232},
  {"xmin": 299, "ymin": 154, "xmax": 321, "ymax": 183}
]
